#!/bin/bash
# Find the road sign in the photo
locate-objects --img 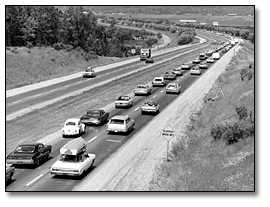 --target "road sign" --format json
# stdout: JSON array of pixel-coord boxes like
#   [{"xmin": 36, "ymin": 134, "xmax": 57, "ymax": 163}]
[
  {"xmin": 131, "ymin": 49, "xmax": 136, "ymax": 55},
  {"xmin": 161, "ymin": 125, "xmax": 176, "ymax": 162},
  {"xmin": 162, "ymin": 125, "xmax": 175, "ymax": 141}
]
